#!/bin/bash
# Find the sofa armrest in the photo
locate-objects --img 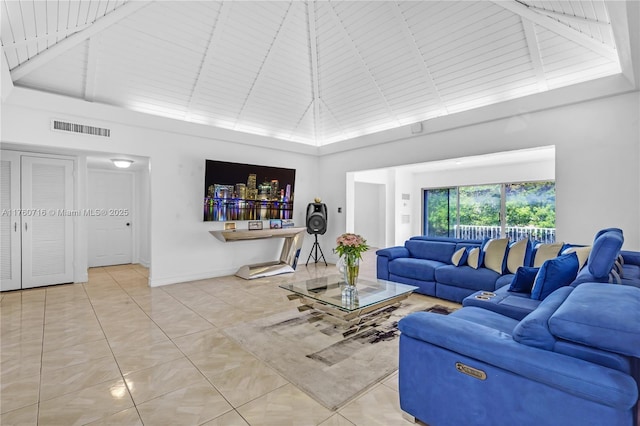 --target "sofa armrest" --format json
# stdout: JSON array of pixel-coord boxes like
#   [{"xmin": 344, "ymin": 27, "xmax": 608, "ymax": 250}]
[
  {"xmin": 621, "ymin": 250, "xmax": 640, "ymax": 266},
  {"xmin": 399, "ymin": 313, "xmax": 638, "ymax": 409},
  {"xmin": 375, "ymin": 246, "xmax": 409, "ymax": 260}
]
